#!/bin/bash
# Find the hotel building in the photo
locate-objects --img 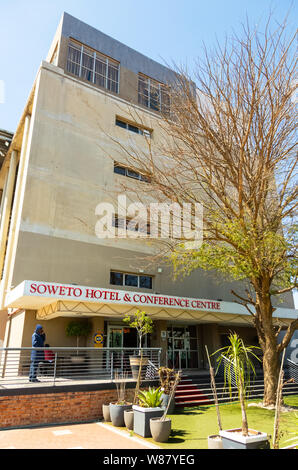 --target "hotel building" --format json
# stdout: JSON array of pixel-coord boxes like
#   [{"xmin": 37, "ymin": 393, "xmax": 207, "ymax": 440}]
[{"xmin": 0, "ymin": 12, "xmax": 296, "ymax": 371}]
